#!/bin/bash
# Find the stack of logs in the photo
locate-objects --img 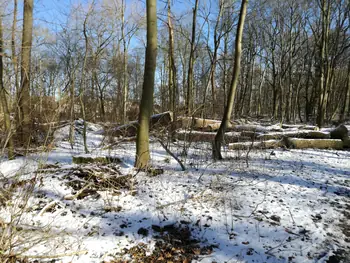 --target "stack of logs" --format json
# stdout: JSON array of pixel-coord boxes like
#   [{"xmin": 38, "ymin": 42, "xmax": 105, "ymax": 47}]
[{"xmin": 108, "ymin": 112, "xmax": 350, "ymax": 150}]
